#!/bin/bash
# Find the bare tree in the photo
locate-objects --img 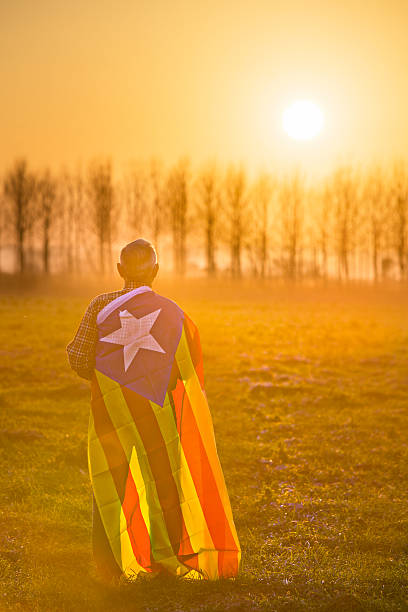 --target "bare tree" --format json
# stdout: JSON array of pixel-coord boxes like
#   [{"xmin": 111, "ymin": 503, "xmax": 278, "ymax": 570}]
[
  {"xmin": 149, "ymin": 158, "xmax": 165, "ymax": 250},
  {"xmin": 390, "ymin": 160, "xmax": 408, "ymax": 280},
  {"xmin": 224, "ymin": 165, "xmax": 247, "ymax": 278},
  {"xmin": 279, "ymin": 172, "xmax": 304, "ymax": 280},
  {"xmin": 0, "ymin": 187, "xmax": 6, "ymax": 273},
  {"xmin": 301, "ymin": 186, "xmax": 318, "ymax": 278},
  {"xmin": 123, "ymin": 161, "xmax": 147, "ymax": 241},
  {"xmin": 62, "ymin": 167, "xmax": 86, "ymax": 274},
  {"xmin": 360, "ymin": 165, "xmax": 388, "ymax": 281},
  {"xmin": 319, "ymin": 185, "xmax": 332, "ymax": 279},
  {"xmin": 3, "ymin": 158, "xmax": 36, "ymax": 273},
  {"xmin": 329, "ymin": 166, "xmax": 360, "ymax": 280},
  {"xmin": 36, "ymin": 169, "xmax": 58, "ymax": 274},
  {"xmin": 87, "ymin": 159, "xmax": 116, "ymax": 275},
  {"xmin": 248, "ymin": 172, "xmax": 274, "ymax": 278},
  {"xmin": 195, "ymin": 161, "xmax": 219, "ymax": 276},
  {"xmin": 308, "ymin": 182, "xmax": 333, "ymax": 279},
  {"xmin": 166, "ymin": 158, "xmax": 190, "ymax": 276}
]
